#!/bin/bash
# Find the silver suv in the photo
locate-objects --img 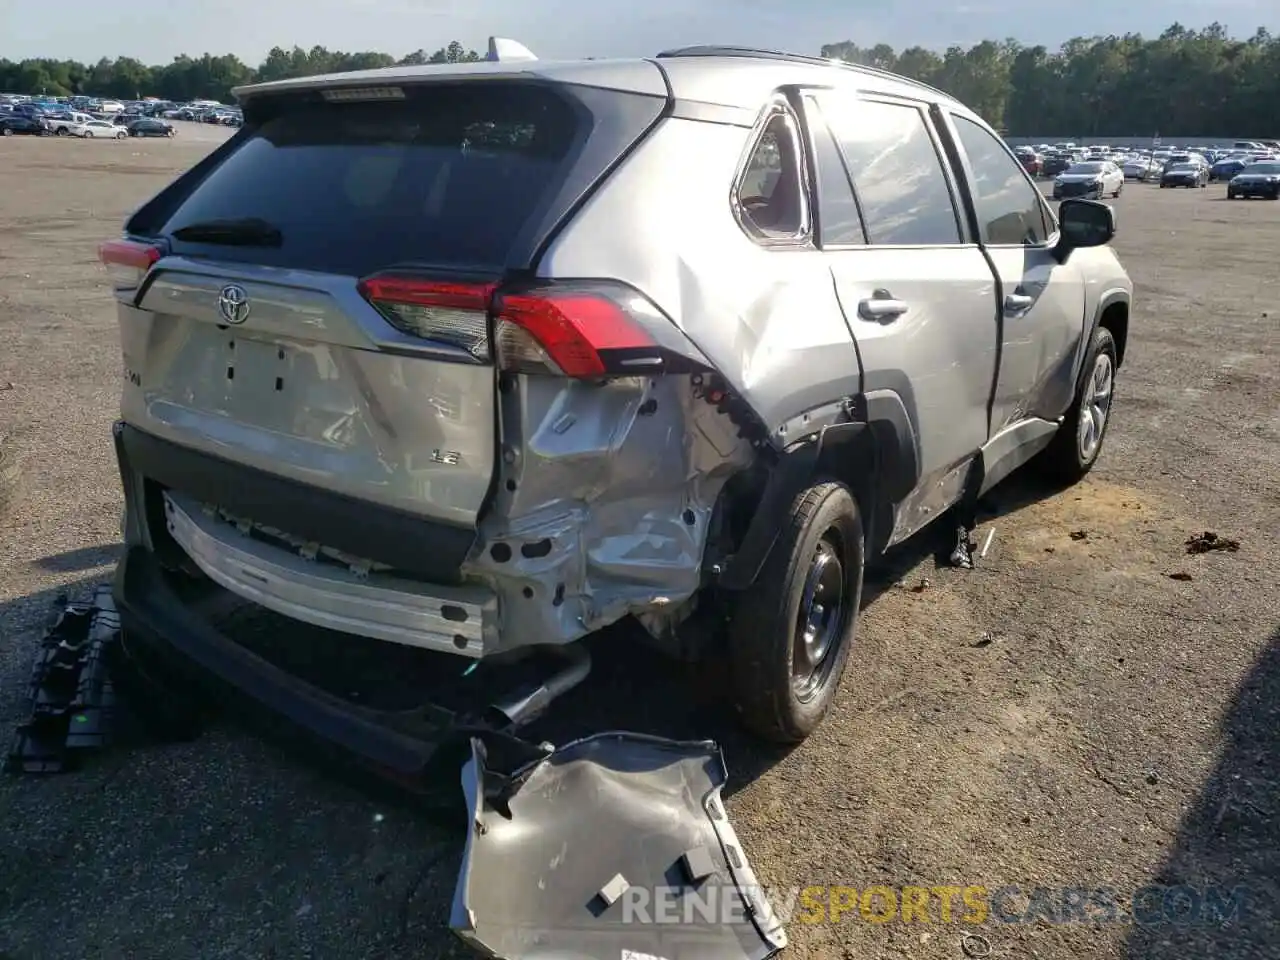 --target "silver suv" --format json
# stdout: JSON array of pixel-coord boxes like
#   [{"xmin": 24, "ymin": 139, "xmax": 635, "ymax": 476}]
[{"xmin": 102, "ymin": 44, "xmax": 1132, "ymax": 761}]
